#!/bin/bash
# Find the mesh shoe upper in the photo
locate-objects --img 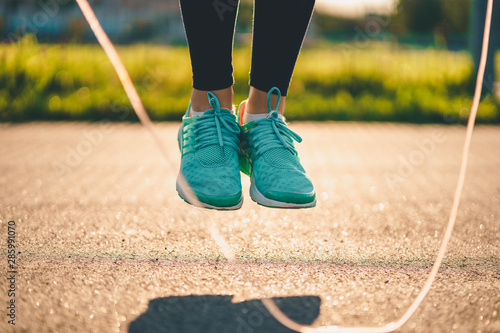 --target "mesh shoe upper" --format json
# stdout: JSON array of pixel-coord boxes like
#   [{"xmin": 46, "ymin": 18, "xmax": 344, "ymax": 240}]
[
  {"xmin": 238, "ymin": 87, "xmax": 315, "ymax": 205},
  {"xmin": 178, "ymin": 92, "xmax": 242, "ymax": 207}
]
